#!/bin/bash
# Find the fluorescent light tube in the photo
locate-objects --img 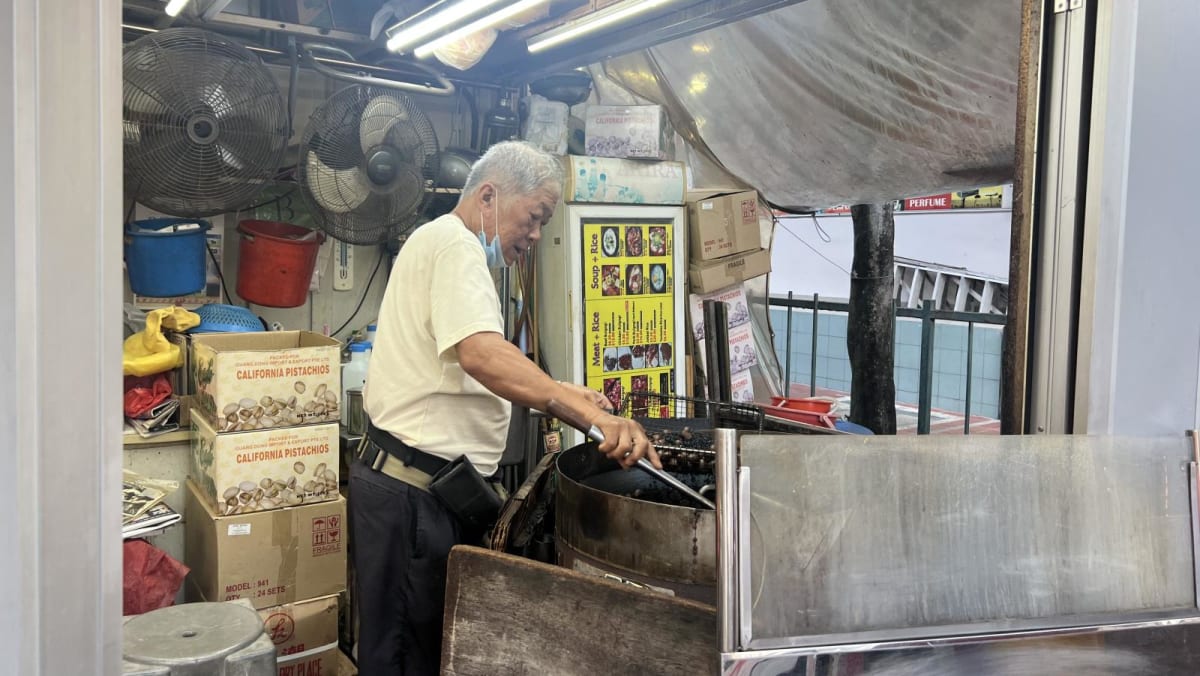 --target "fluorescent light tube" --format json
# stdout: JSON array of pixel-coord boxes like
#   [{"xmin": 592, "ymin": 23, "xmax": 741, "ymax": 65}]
[
  {"xmin": 527, "ymin": 0, "xmax": 678, "ymax": 53},
  {"xmin": 386, "ymin": 0, "xmax": 511, "ymax": 54},
  {"xmin": 413, "ymin": 0, "xmax": 551, "ymax": 59},
  {"xmin": 164, "ymin": 0, "xmax": 191, "ymax": 17}
]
